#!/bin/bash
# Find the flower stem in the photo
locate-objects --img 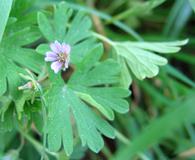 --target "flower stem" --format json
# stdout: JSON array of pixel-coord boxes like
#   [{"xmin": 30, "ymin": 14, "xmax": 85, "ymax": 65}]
[{"xmin": 92, "ymin": 32, "xmax": 114, "ymax": 45}]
